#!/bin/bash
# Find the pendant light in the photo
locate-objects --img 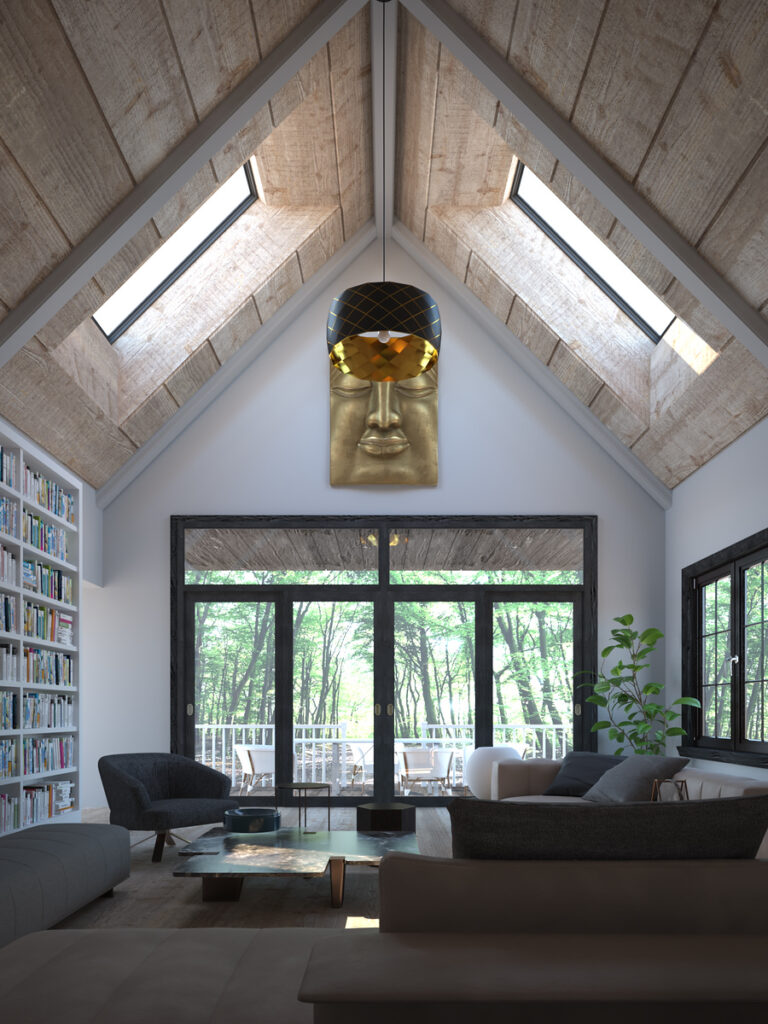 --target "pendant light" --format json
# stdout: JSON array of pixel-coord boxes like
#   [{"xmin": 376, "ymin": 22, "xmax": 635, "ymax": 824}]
[{"xmin": 327, "ymin": 0, "xmax": 441, "ymax": 383}]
